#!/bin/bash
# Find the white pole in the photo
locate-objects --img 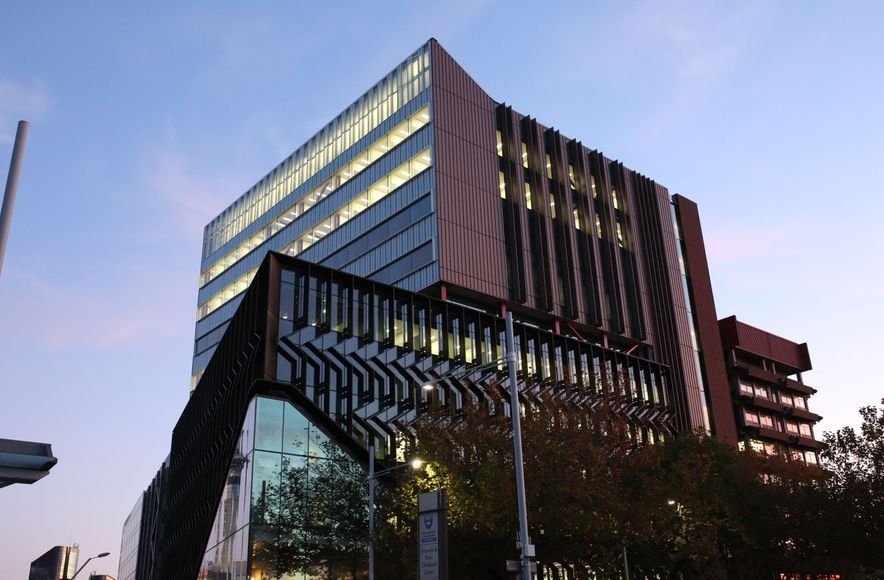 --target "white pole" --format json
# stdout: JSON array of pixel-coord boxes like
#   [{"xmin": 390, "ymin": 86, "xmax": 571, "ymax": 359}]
[
  {"xmin": 505, "ymin": 311, "xmax": 532, "ymax": 580},
  {"xmin": 0, "ymin": 120, "xmax": 29, "ymax": 277}
]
